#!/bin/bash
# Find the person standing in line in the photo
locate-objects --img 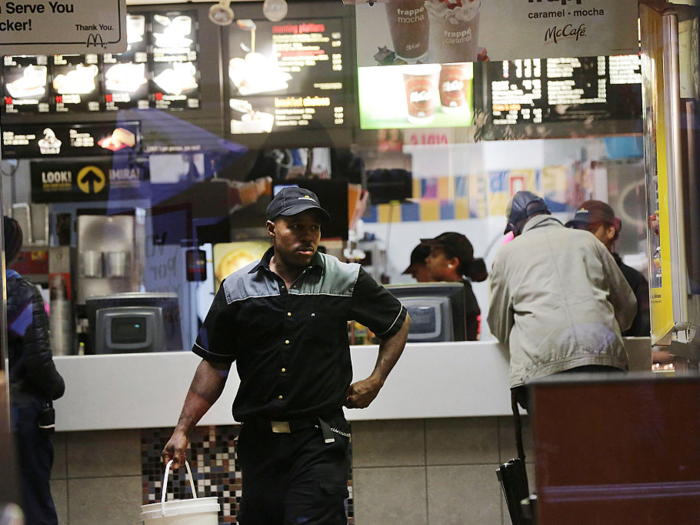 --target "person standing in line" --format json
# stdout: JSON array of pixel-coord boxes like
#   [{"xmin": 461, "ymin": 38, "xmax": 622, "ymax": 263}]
[
  {"xmin": 488, "ymin": 192, "xmax": 637, "ymax": 413},
  {"xmin": 402, "ymin": 244, "xmax": 434, "ymax": 283},
  {"xmin": 4, "ymin": 216, "xmax": 65, "ymax": 525},
  {"xmin": 162, "ymin": 187, "xmax": 410, "ymax": 525},
  {"xmin": 566, "ymin": 200, "xmax": 651, "ymax": 337},
  {"xmin": 421, "ymin": 232, "xmax": 488, "ymax": 340}
]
